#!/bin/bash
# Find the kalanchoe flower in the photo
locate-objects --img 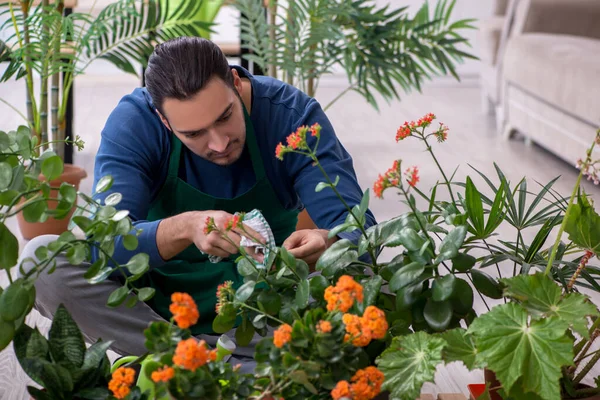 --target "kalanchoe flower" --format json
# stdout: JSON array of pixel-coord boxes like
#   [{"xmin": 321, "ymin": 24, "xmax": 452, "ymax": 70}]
[
  {"xmin": 331, "ymin": 366, "xmax": 385, "ymax": 400},
  {"xmin": 373, "ymin": 160, "xmax": 401, "ymax": 198},
  {"xmin": 417, "ymin": 113, "xmax": 436, "ymax": 128},
  {"xmin": 275, "ymin": 125, "xmax": 316, "ymax": 160},
  {"xmin": 343, "ymin": 313, "xmax": 371, "ymax": 347},
  {"xmin": 310, "ymin": 123, "xmax": 322, "ymax": 137},
  {"xmin": 173, "ymin": 339, "xmax": 213, "ymax": 371},
  {"xmin": 396, "ymin": 123, "xmax": 412, "ymax": 141},
  {"xmin": 169, "ymin": 292, "xmax": 199, "ymax": 329},
  {"xmin": 203, "ymin": 216, "xmax": 217, "ymax": 235},
  {"xmin": 108, "ymin": 367, "xmax": 136, "ymax": 399},
  {"xmin": 225, "ymin": 214, "xmax": 241, "ymax": 231},
  {"xmin": 317, "ymin": 320, "xmax": 332, "ymax": 334},
  {"xmin": 435, "ymin": 123, "xmax": 449, "ymax": 142},
  {"xmin": 405, "ymin": 166, "xmax": 419, "ymax": 188},
  {"xmin": 151, "ymin": 366, "xmax": 175, "ymax": 383},
  {"xmin": 361, "ymin": 306, "xmax": 388, "ymax": 340},
  {"xmin": 273, "ymin": 323, "xmax": 293, "ymax": 348},
  {"xmin": 216, "ymin": 280, "xmax": 234, "ymax": 314},
  {"xmin": 576, "ymin": 157, "xmax": 600, "ymax": 185},
  {"xmin": 324, "ymin": 275, "xmax": 364, "ymax": 312}
]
